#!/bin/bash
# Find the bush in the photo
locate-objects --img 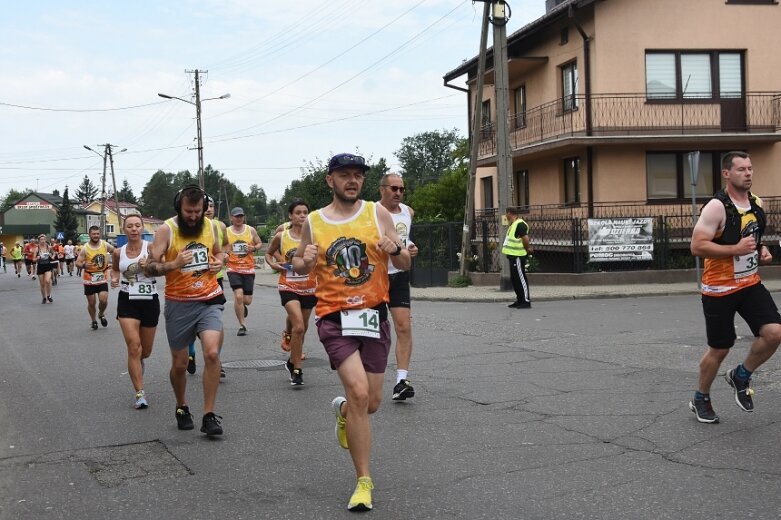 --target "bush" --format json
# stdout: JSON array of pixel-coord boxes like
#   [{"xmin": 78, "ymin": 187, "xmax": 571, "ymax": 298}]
[{"xmin": 448, "ymin": 274, "xmax": 471, "ymax": 288}]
